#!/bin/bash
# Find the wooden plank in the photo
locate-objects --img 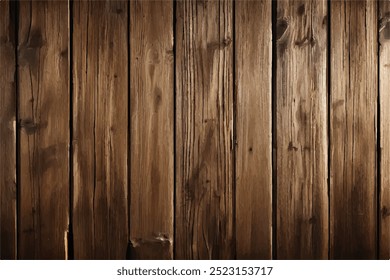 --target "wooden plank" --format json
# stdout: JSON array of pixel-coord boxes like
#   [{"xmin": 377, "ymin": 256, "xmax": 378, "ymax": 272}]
[
  {"xmin": 380, "ymin": 0, "xmax": 390, "ymax": 260},
  {"xmin": 0, "ymin": 0, "xmax": 17, "ymax": 260},
  {"xmin": 18, "ymin": 0, "xmax": 69, "ymax": 259},
  {"xmin": 235, "ymin": 0, "xmax": 272, "ymax": 259},
  {"xmin": 129, "ymin": 0, "xmax": 174, "ymax": 260},
  {"xmin": 176, "ymin": 0, "xmax": 234, "ymax": 259},
  {"xmin": 330, "ymin": 0, "xmax": 377, "ymax": 259},
  {"xmin": 276, "ymin": 0, "xmax": 328, "ymax": 259},
  {"xmin": 72, "ymin": 0, "xmax": 128, "ymax": 259}
]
